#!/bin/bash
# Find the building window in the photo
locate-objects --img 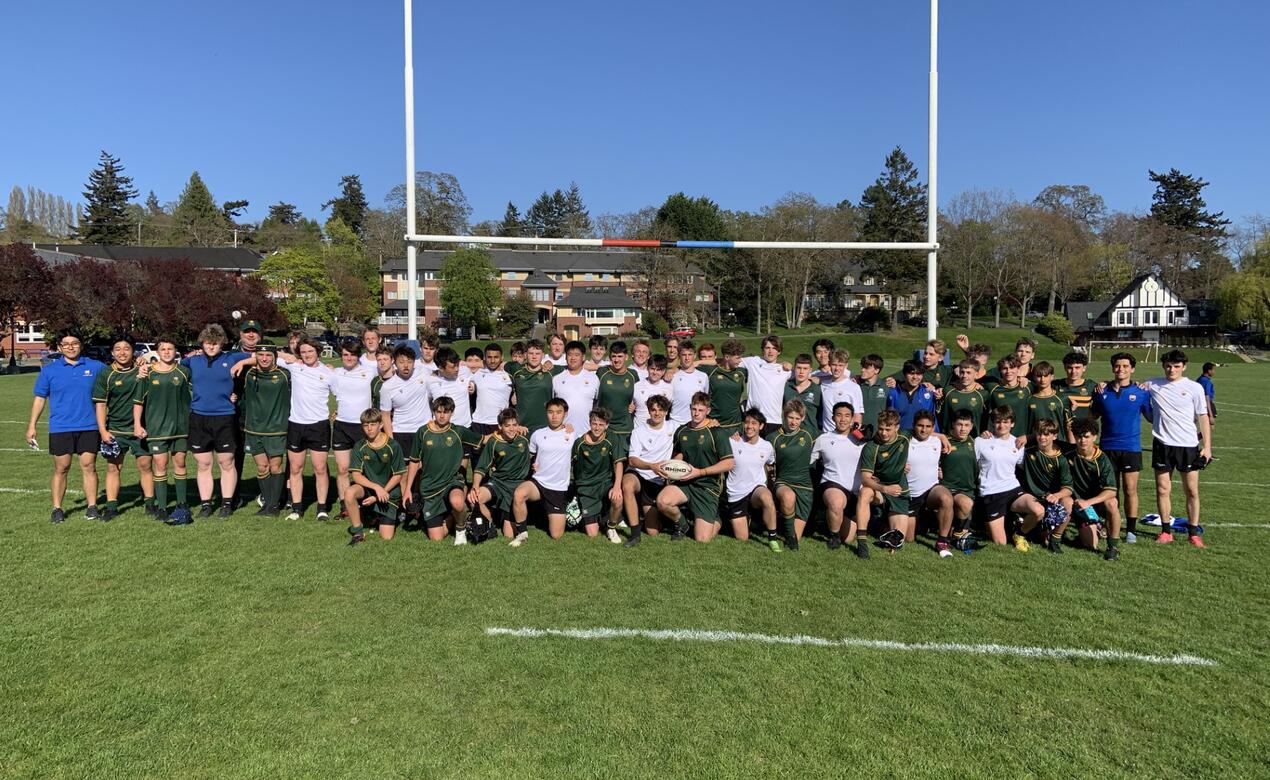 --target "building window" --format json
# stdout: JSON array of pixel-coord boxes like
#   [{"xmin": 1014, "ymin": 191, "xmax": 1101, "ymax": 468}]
[
  {"xmin": 1143, "ymin": 309, "xmax": 1160, "ymax": 325},
  {"xmin": 602, "ymin": 273, "xmax": 613, "ymax": 281},
  {"xmin": 386, "ymin": 290, "xmax": 397, "ymax": 300},
  {"xmin": 1168, "ymin": 308, "xmax": 1185, "ymax": 325},
  {"xmin": 16, "ymin": 322, "xmax": 43, "ymax": 343},
  {"xmin": 1117, "ymin": 311, "xmax": 1133, "ymax": 326},
  {"xmin": 555, "ymin": 291, "xmax": 565, "ymax": 301}
]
